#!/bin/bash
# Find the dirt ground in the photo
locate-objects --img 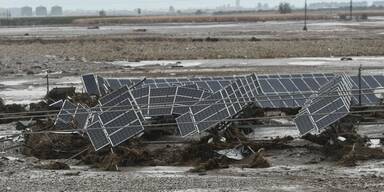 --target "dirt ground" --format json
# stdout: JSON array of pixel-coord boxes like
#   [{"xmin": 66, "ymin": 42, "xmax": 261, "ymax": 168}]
[{"xmin": 1, "ymin": 139, "xmax": 384, "ymax": 192}]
